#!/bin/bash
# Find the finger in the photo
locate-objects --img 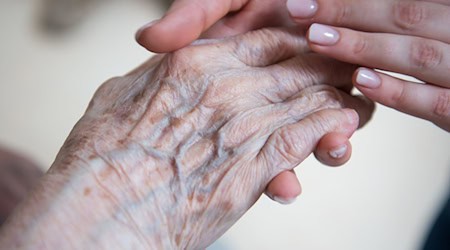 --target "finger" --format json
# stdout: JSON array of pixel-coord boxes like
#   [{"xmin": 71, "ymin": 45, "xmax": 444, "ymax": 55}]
[
  {"xmin": 220, "ymin": 85, "xmax": 346, "ymax": 150},
  {"xmin": 256, "ymin": 108, "xmax": 360, "ymax": 178},
  {"xmin": 288, "ymin": 0, "xmax": 450, "ymax": 43},
  {"xmin": 202, "ymin": 0, "xmax": 294, "ymax": 39},
  {"xmin": 313, "ymin": 132, "xmax": 352, "ymax": 167},
  {"xmin": 338, "ymin": 91, "xmax": 375, "ymax": 129},
  {"xmin": 354, "ymin": 67, "xmax": 450, "ymax": 131},
  {"xmin": 261, "ymin": 53, "xmax": 375, "ymax": 126},
  {"xmin": 136, "ymin": 0, "xmax": 247, "ymax": 52},
  {"xmin": 307, "ymin": 24, "xmax": 450, "ymax": 88},
  {"xmin": 310, "ymin": 91, "xmax": 374, "ymax": 167},
  {"xmin": 265, "ymin": 170, "xmax": 302, "ymax": 204},
  {"xmin": 230, "ymin": 28, "xmax": 310, "ymax": 67},
  {"xmin": 262, "ymin": 53, "xmax": 357, "ymax": 101}
]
